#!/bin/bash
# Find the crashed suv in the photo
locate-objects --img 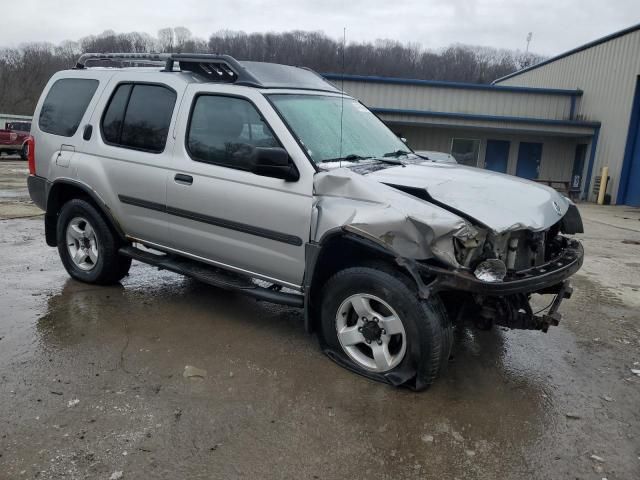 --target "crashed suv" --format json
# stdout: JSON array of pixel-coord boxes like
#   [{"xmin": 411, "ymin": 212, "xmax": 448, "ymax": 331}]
[{"xmin": 27, "ymin": 53, "xmax": 584, "ymax": 390}]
